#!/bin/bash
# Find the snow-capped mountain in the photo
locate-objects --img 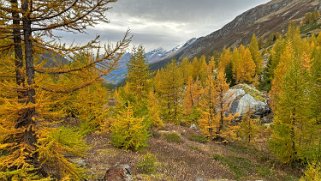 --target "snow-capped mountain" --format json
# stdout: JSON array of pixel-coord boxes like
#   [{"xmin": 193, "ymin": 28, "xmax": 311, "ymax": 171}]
[
  {"xmin": 145, "ymin": 48, "xmax": 169, "ymax": 63},
  {"xmin": 104, "ymin": 39, "xmax": 196, "ymax": 84}
]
